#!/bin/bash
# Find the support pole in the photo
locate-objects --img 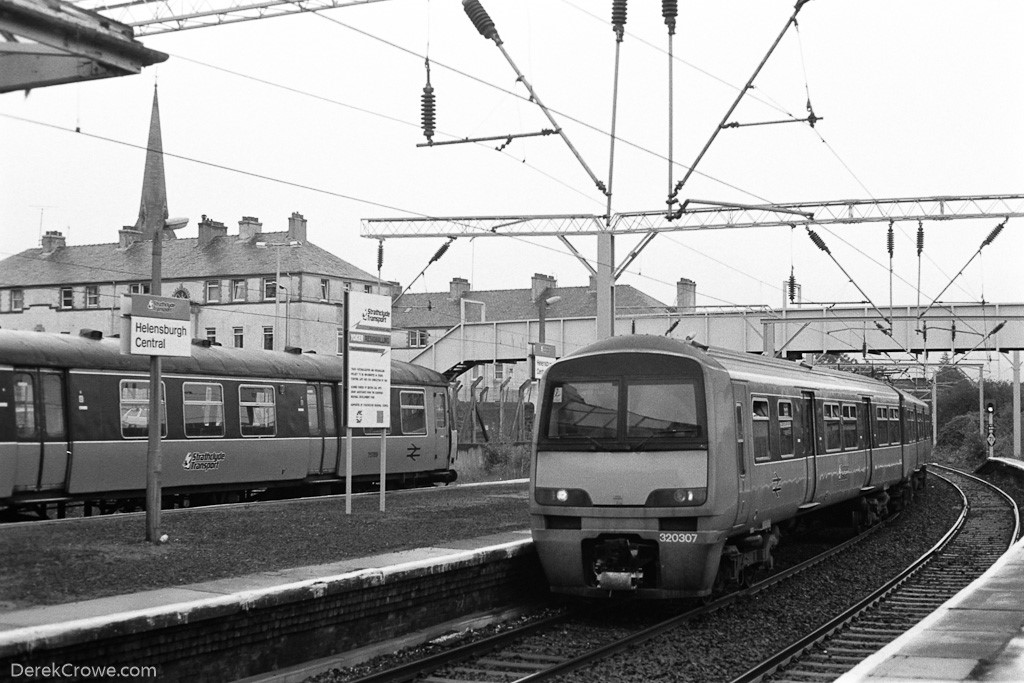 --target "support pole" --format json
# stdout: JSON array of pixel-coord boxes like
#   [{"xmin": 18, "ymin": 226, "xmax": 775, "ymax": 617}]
[
  {"xmin": 146, "ymin": 231, "xmax": 162, "ymax": 543},
  {"xmin": 1013, "ymin": 350, "xmax": 1021, "ymax": 459}
]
